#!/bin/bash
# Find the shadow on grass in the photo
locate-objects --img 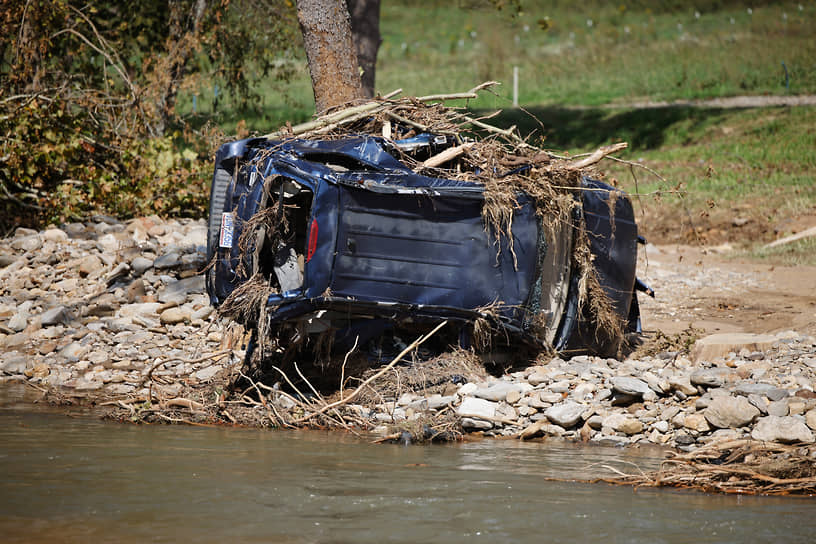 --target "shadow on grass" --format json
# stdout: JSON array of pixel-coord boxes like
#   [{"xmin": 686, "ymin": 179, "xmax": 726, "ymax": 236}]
[{"xmin": 476, "ymin": 105, "xmax": 734, "ymax": 152}]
